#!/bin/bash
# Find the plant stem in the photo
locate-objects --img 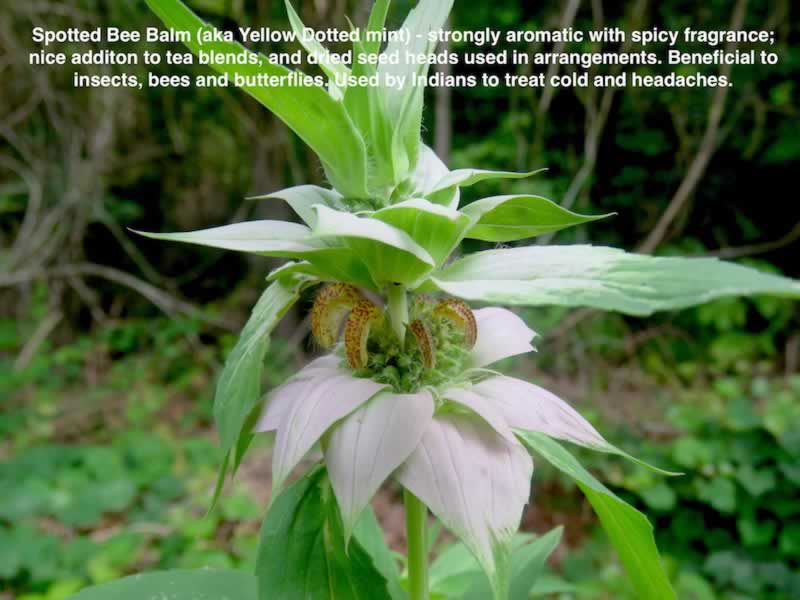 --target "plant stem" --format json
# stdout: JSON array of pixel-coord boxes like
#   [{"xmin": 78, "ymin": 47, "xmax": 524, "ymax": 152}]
[
  {"xmin": 404, "ymin": 489, "xmax": 429, "ymax": 600},
  {"xmin": 386, "ymin": 283, "xmax": 409, "ymax": 345}
]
